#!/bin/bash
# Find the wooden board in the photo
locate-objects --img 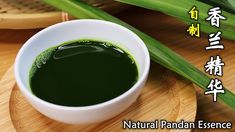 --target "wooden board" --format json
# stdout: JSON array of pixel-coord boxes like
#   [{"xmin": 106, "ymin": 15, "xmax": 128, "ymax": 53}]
[
  {"xmin": 0, "ymin": 63, "xmax": 196, "ymax": 131},
  {"xmin": 0, "ymin": 0, "xmax": 129, "ymax": 29}
]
